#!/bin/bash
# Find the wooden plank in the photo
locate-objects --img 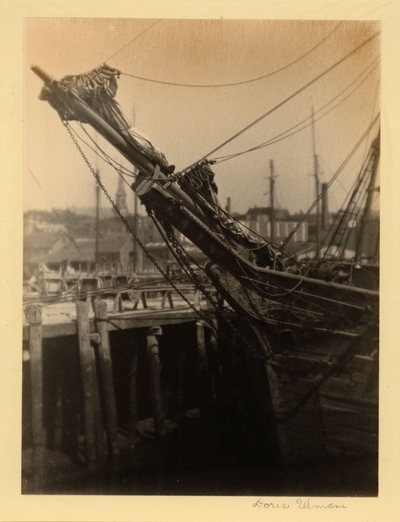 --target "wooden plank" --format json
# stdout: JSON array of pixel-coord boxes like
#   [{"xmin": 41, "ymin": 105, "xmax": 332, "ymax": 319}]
[
  {"xmin": 128, "ymin": 341, "xmax": 139, "ymax": 448},
  {"xmin": 113, "ymin": 293, "xmax": 123, "ymax": 313},
  {"xmin": 146, "ymin": 326, "xmax": 166, "ymax": 438},
  {"xmin": 132, "ymin": 290, "xmax": 148, "ymax": 310},
  {"xmin": 323, "ymin": 425, "xmax": 378, "ymax": 453},
  {"xmin": 161, "ymin": 290, "xmax": 174, "ymax": 309},
  {"xmin": 23, "ymin": 308, "xmax": 202, "ymax": 341},
  {"xmin": 208, "ymin": 318, "xmax": 219, "ymax": 401},
  {"xmin": 94, "ymin": 300, "xmax": 119, "ymax": 458},
  {"xmin": 319, "ymin": 394, "xmax": 378, "ymax": 412},
  {"xmin": 106, "ymin": 311, "xmax": 198, "ymax": 332},
  {"xmin": 76, "ymin": 300, "xmax": 97, "ymax": 464},
  {"xmin": 319, "ymin": 376, "xmax": 355, "ymax": 396},
  {"xmin": 27, "ymin": 305, "xmax": 45, "ymax": 489},
  {"xmin": 320, "ymin": 409, "xmax": 378, "ymax": 434},
  {"xmin": 196, "ymin": 320, "xmax": 209, "ymax": 416},
  {"xmin": 91, "ymin": 351, "xmax": 107, "ymax": 464}
]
